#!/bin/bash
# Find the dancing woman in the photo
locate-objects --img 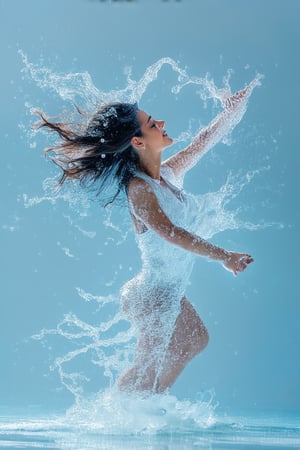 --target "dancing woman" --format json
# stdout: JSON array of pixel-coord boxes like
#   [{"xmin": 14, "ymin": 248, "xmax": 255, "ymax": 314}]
[{"xmin": 36, "ymin": 81, "xmax": 256, "ymax": 394}]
